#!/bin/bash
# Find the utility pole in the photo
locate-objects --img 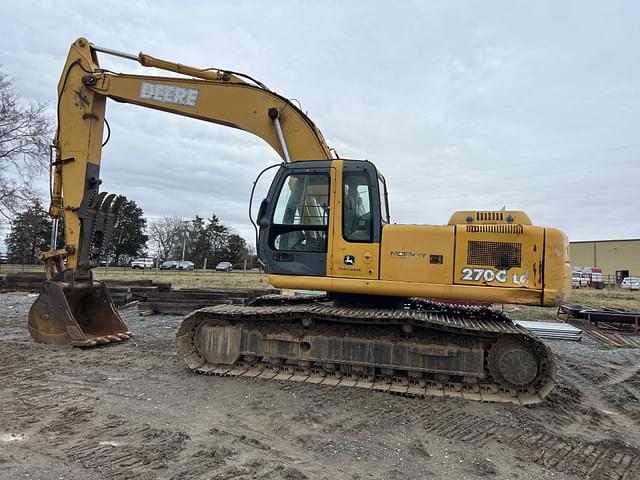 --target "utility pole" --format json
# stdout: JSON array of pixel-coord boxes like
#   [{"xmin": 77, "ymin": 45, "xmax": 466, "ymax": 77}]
[{"xmin": 181, "ymin": 222, "xmax": 189, "ymax": 261}]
